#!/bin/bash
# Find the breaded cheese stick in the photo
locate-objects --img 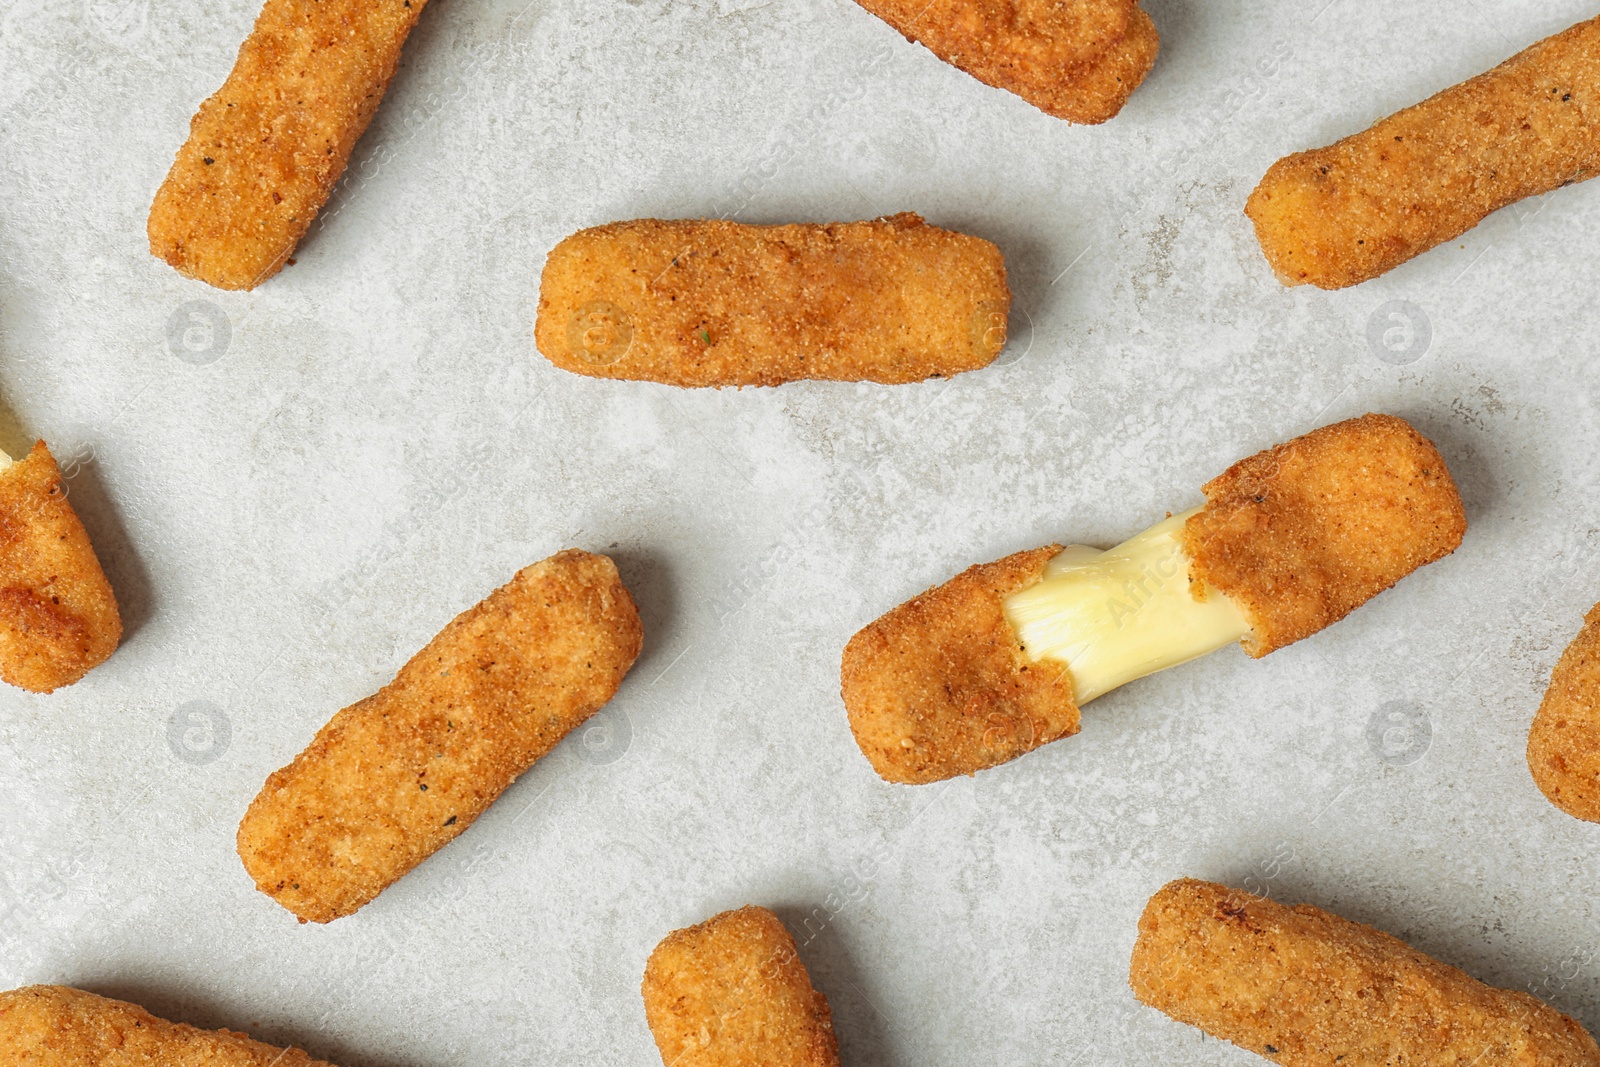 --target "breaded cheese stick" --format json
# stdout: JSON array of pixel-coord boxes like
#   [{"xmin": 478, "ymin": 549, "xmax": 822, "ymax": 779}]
[
  {"xmin": 0, "ymin": 442, "xmax": 121, "ymax": 693},
  {"xmin": 147, "ymin": 0, "xmax": 429, "ymax": 290},
  {"xmin": 1130, "ymin": 879, "xmax": 1600, "ymax": 1067},
  {"xmin": 1248, "ymin": 15, "xmax": 1600, "ymax": 289},
  {"xmin": 0, "ymin": 985, "xmax": 338, "ymax": 1066},
  {"xmin": 238, "ymin": 549, "xmax": 641, "ymax": 923},
  {"xmin": 842, "ymin": 414, "xmax": 1465, "ymax": 783},
  {"xmin": 851, "ymin": 0, "xmax": 1159, "ymax": 123},
  {"xmin": 535, "ymin": 213, "xmax": 1010, "ymax": 387},
  {"xmin": 841, "ymin": 546, "xmax": 1079, "ymax": 786},
  {"xmin": 1528, "ymin": 602, "xmax": 1600, "ymax": 822},
  {"xmin": 642, "ymin": 906, "xmax": 840, "ymax": 1067}
]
